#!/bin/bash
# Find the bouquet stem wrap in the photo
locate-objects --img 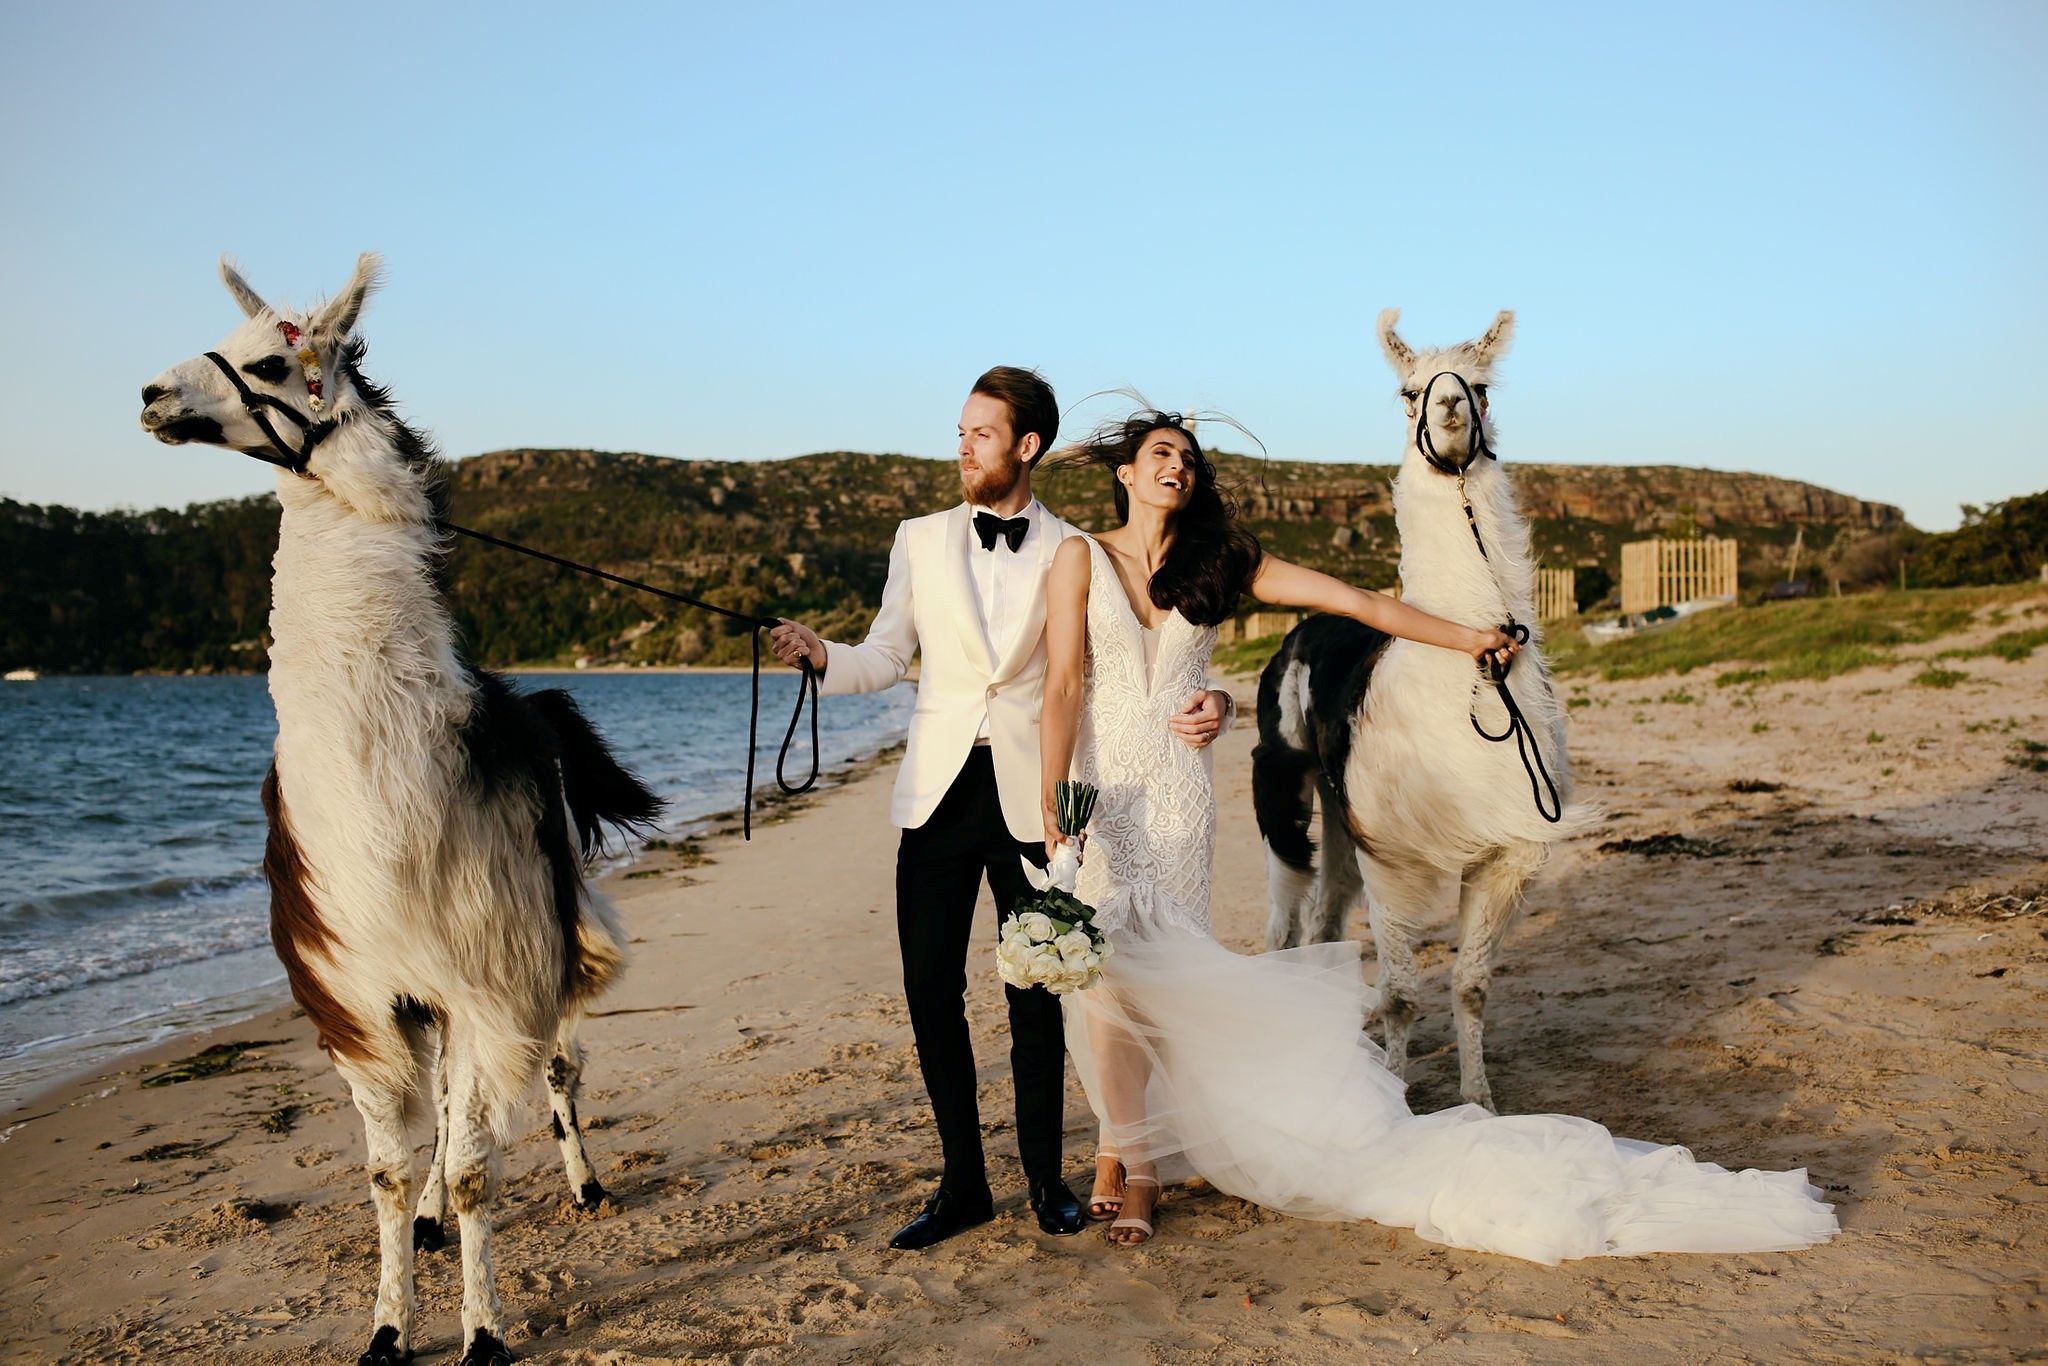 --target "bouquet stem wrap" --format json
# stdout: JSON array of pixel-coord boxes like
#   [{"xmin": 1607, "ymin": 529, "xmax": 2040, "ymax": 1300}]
[{"xmin": 997, "ymin": 781, "xmax": 1111, "ymax": 994}]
